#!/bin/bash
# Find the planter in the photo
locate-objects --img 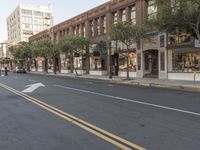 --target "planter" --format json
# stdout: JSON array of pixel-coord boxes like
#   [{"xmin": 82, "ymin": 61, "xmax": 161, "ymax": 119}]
[
  {"xmin": 89, "ymin": 70, "xmax": 107, "ymax": 76},
  {"xmin": 118, "ymin": 71, "xmax": 137, "ymax": 78},
  {"xmin": 168, "ymin": 72, "xmax": 200, "ymax": 81},
  {"xmin": 61, "ymin": 69, "xmax": 71, "ymax": 74},
  {"xmin": 73, "ymin": 69, "xmax": 87, "ymax": 75}
]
